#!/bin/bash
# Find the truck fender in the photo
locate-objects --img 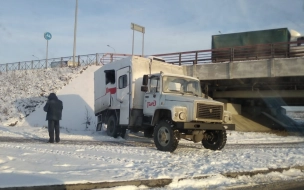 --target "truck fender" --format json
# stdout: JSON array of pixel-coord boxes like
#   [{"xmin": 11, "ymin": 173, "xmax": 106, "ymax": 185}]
[{"xmin": 152, "ymin": 109, "xmax": 172, "ymax": 126}]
